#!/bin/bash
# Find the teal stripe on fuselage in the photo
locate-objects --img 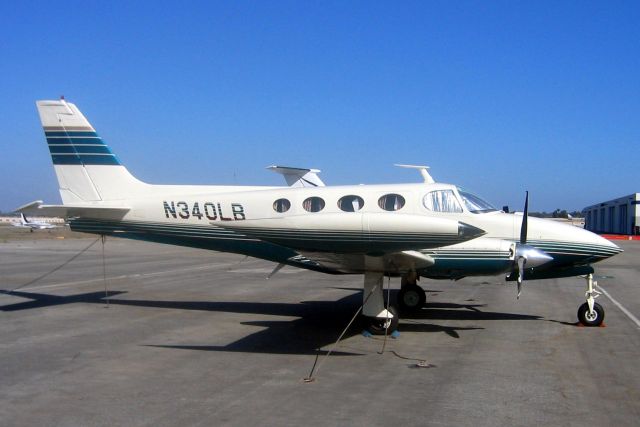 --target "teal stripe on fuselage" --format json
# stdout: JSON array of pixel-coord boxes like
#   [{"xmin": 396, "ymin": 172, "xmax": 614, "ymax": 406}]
[
  {"xmin": 425, "ymin": 258, "xmax": 512, "ymax": 277},
  {"xmin": 527, "ymin": 239, "xmax": 621, "ymax": 255}
]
